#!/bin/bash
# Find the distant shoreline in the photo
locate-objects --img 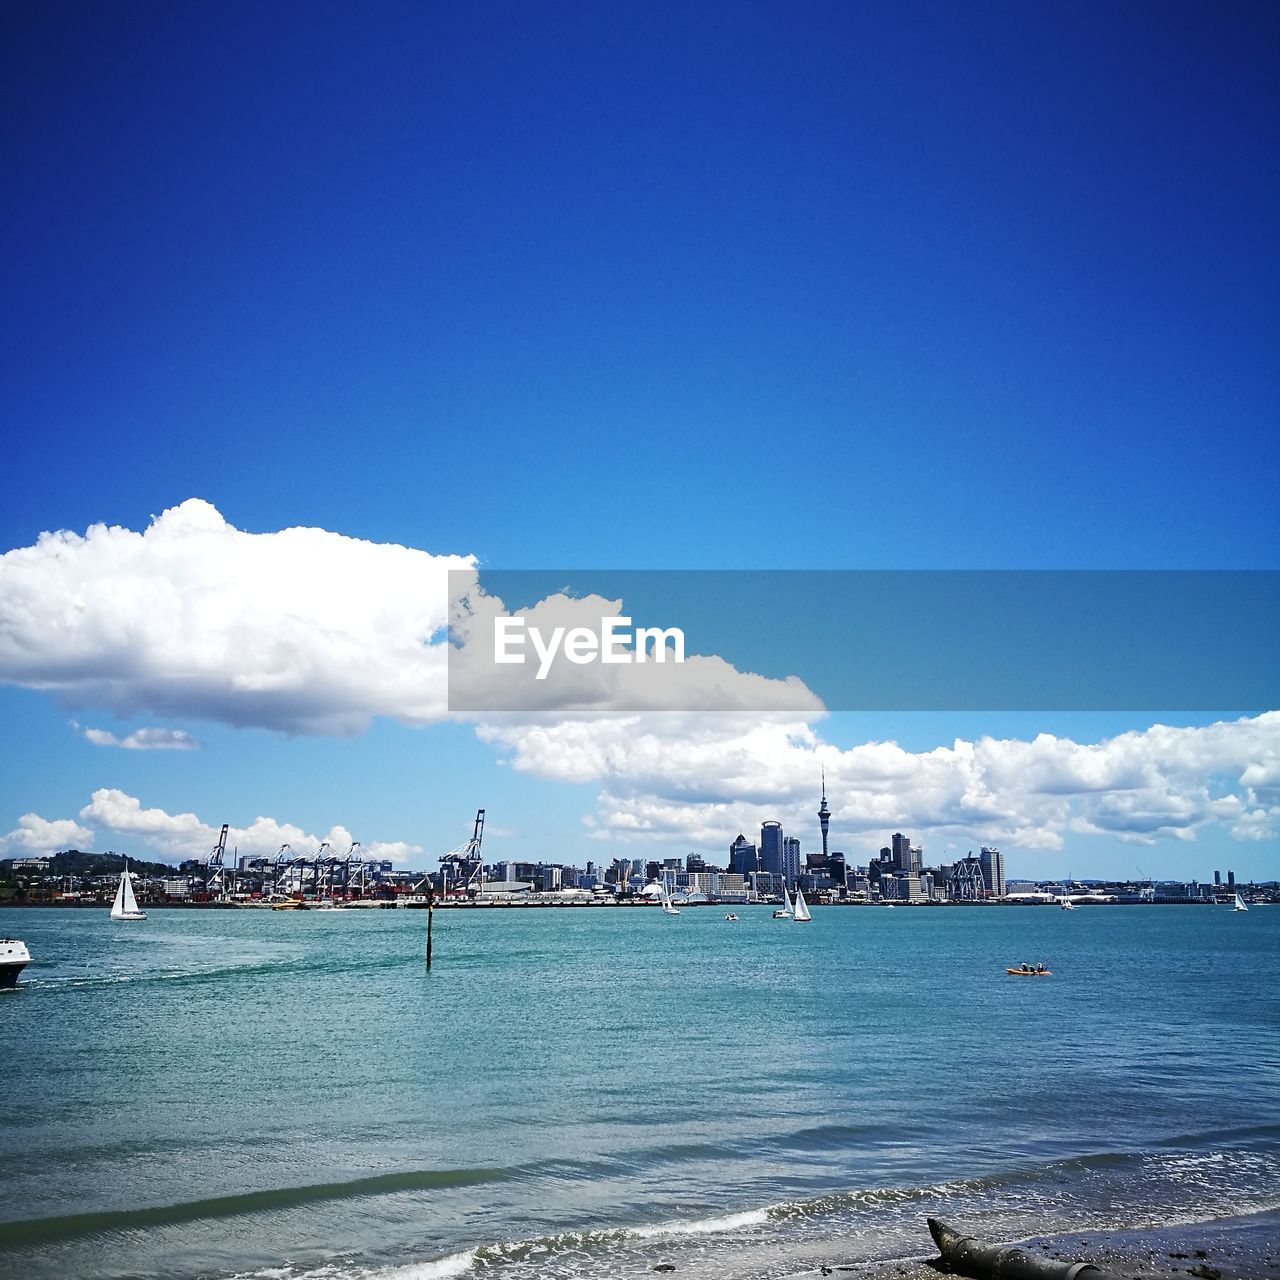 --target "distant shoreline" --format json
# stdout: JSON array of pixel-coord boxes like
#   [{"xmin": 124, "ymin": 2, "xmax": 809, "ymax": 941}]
[{"xmin": 0, "ymin": 897, "xmax": 1228, "ymax": 910}]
